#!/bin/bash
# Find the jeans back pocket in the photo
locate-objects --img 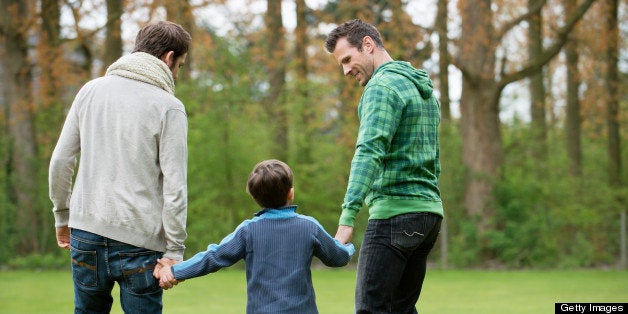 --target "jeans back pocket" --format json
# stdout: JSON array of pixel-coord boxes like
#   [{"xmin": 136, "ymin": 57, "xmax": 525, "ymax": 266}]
[
  {"xmin": 391, "ymin": 214, "xmax": 430, "ymax": 251},
  {"xmin": 71, "ymin": 247, "xmax": 98, "ymax": 288},
  {"xmin": 120, "ymin": 250, "xmax": 160, "ymax": 295}
]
